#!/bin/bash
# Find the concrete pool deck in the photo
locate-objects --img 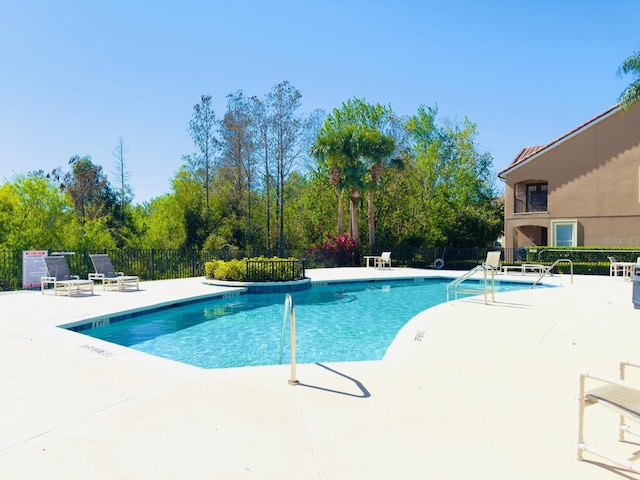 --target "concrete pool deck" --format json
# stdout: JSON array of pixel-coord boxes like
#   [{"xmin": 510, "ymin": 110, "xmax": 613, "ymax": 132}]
[{"xmin": 1, "ymin": 268, "xmax": 640, "ymax": 479}]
